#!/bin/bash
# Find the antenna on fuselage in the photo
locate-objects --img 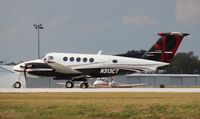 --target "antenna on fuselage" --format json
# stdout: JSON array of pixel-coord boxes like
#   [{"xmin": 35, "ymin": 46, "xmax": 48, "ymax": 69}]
[{"xmin": 97, "ymin": 50, "xmax": 102, "ymax": 55}]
